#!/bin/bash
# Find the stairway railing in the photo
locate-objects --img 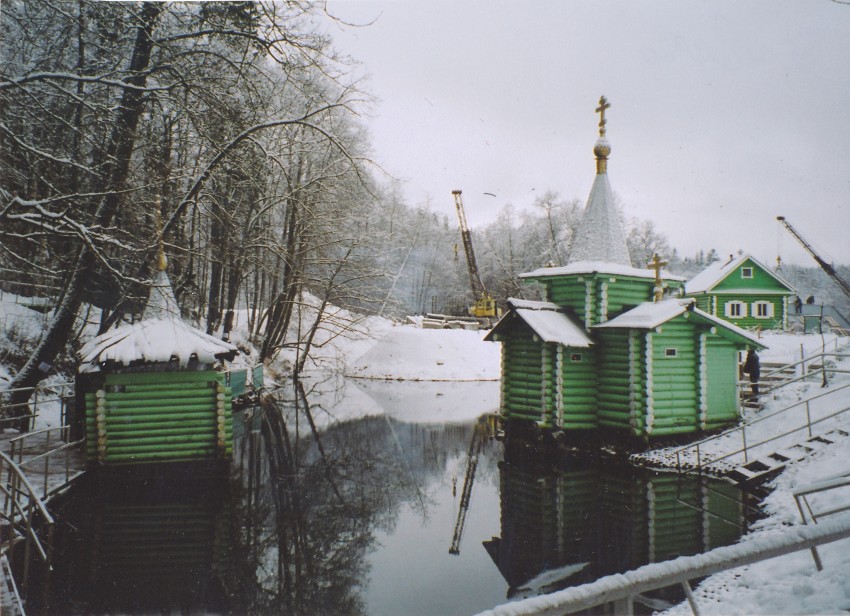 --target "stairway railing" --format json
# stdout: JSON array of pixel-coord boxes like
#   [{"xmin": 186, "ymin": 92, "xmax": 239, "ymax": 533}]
[
  {"xmin": 675, "ymin": 379, "xmax": 850, "ymax": 473},
  {"xmin": 0, "ymin": 450, "xmax": 55, "ymax": 599}
]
